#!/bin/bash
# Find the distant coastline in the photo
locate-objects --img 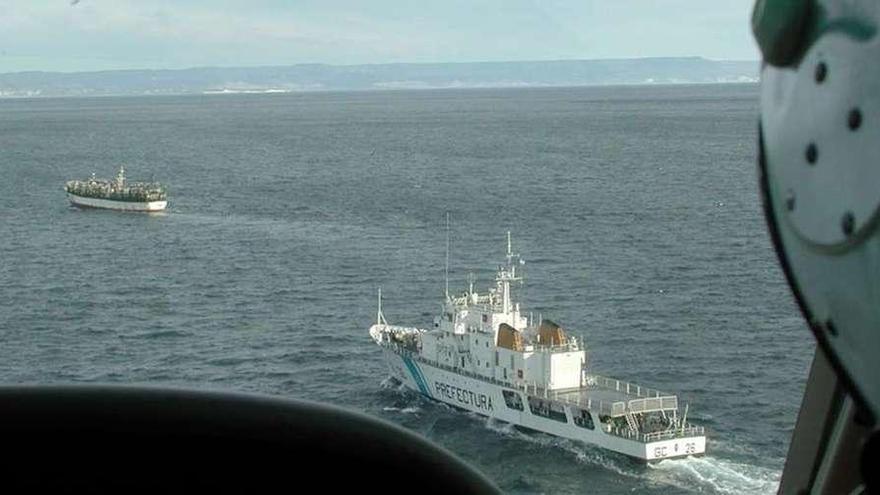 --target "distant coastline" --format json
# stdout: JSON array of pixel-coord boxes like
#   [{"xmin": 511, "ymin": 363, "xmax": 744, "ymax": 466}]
[{"xmin": 0, "ymin": 57, "xmax": 758, "ymax": 98}]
